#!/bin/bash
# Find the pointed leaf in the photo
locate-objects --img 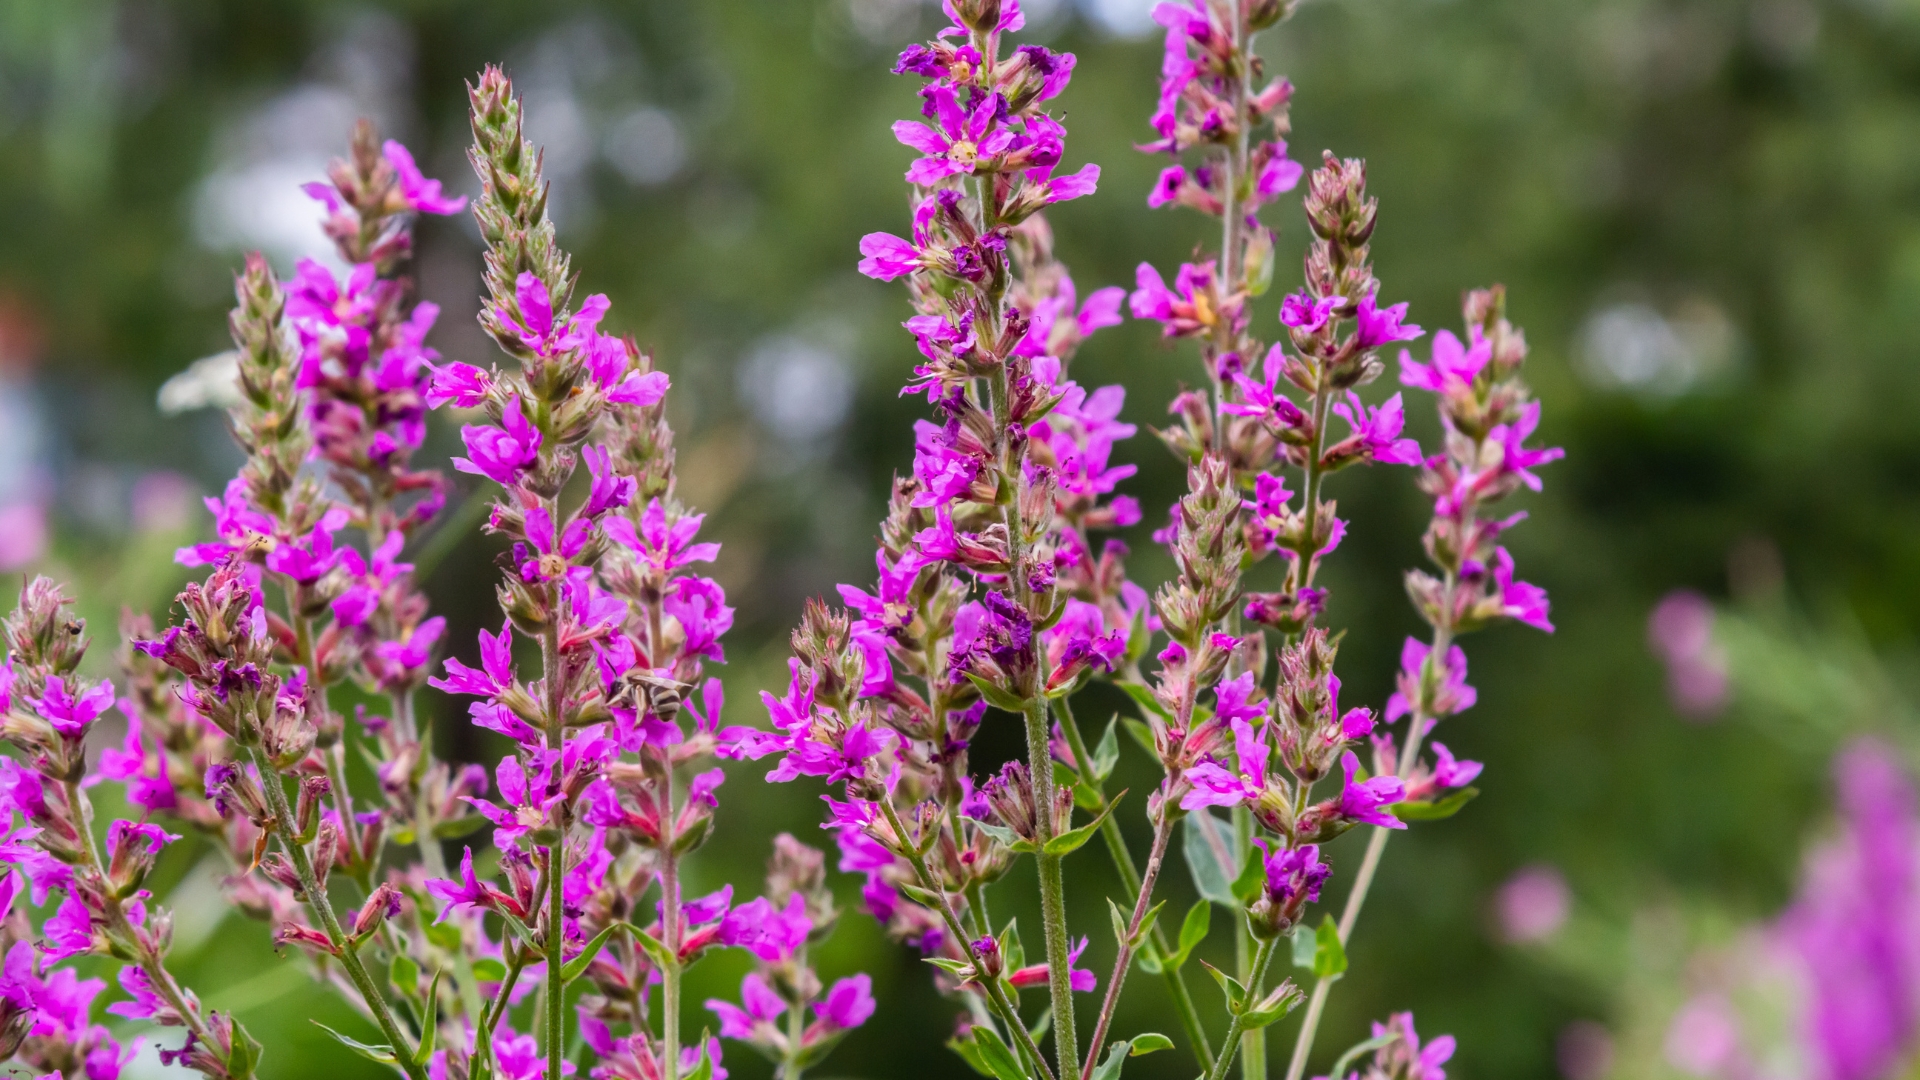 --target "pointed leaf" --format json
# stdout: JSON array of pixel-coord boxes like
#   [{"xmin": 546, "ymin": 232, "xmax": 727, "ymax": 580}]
[
  {"xmin": 1183, "ymin": 809, "xmax": 1241, "ymax": 907},
  {"xmin": 1129, "ymin": 1034, "xmax": 1174, "ymax": 1056},
  {"xmin": 1043, "ymin": 791, "xmax": 1124, "ymax": 856},
  {"xmin": 1092, "ymin": 717, "xmax": 1121, "ymax": 782},
  {"xmin": 999, "ymin": 917, "xmax": 1025, "ymax": 973},
  {"xmin": 683, "ymin": 1029, "xmax": 716, "ymax": 1080},
  {"xmin": 970, "ymin": 1024, "xmax": 1031, "ymax": 1080},
  {"xmin": 965, "ymin": 672, "xmax": 1030, "ymax": 713},
  {"xmin": 1091, "ymin": 1040, "xmax": 1130, "ymax": 1080},
  {"xmin": 312, "ymin": 1022, "xmax": 397, "ymax": 1064},
  {"xmin": 972, "ymin": 819, "xmax": 1038, "ymax": 853},
  {"xmin": 621, "ymin": 922, "xmax": 678, "ymax": 972},
  {"xmin": 413, "ymin": 969, "xmax": 444, "ymax": 1065},
  {"xmin": 1231, "ymin": 843, "xmax": 1266, "ymax": 904},
  {"xmin": 1291, "ymin": 925, "xmax": 1318, "ymax": 971},
  {"xmin": 1389, "ymin": 786, "xmax": 1479, "ymax": 822},
  {"xmin": 560, "ymin": 923, "xmax": 622, "ymax": 984},
  {"xmin": 390, "ymin": 954, "xmax": 421, "ymax": 994},
  {"xmin": 926, "ymin": 956, "xmax": 973, "ymax": 976},
  {"xmin": 1199, "ymin": 959, "xmax": 1247, "ymax": 1010},
  {"xmin": 433, "ymin": 815, "xmax": 489, "ymax": 839},
  {"xmin": 1117, "ymin": 682, "xmax": 1171, "ymax": 723},
  {"xmin": 948, "ymin": 1034, "xmax": 995, "ymax": 1078},
  {"xmin": 1121, "ymin": 717, "xmax": 1157, "ymax": 758},
  {"xmin": 1239, "ymin": 980, "xmax": 1304, "ymax": 1029},
  {"xmin": 1312, "ymin": 916, "xmax": 1348, "ymax": 980},
  {"xmin": 1168, "ymin": 900, "xmax": 1211, "ymax": 971},
  {"xmin": 471, "ymin": 958, "xmax": 508, "ymax": 982}
]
